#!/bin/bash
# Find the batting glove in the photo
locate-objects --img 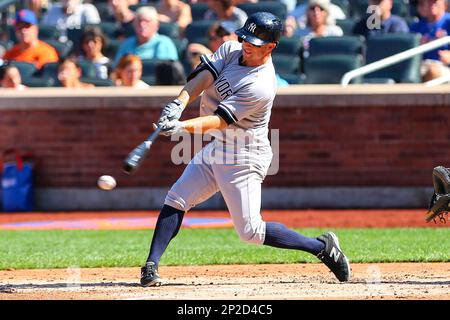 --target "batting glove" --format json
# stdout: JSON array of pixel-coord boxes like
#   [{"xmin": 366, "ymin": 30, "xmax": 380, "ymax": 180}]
[
  {"xmin": 157, "ymin": 99, "xmax": 185, "ymax": 127},
  {"xmin": 153, "ymin": 120, "xmax": 187, "ymax": 136}
]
